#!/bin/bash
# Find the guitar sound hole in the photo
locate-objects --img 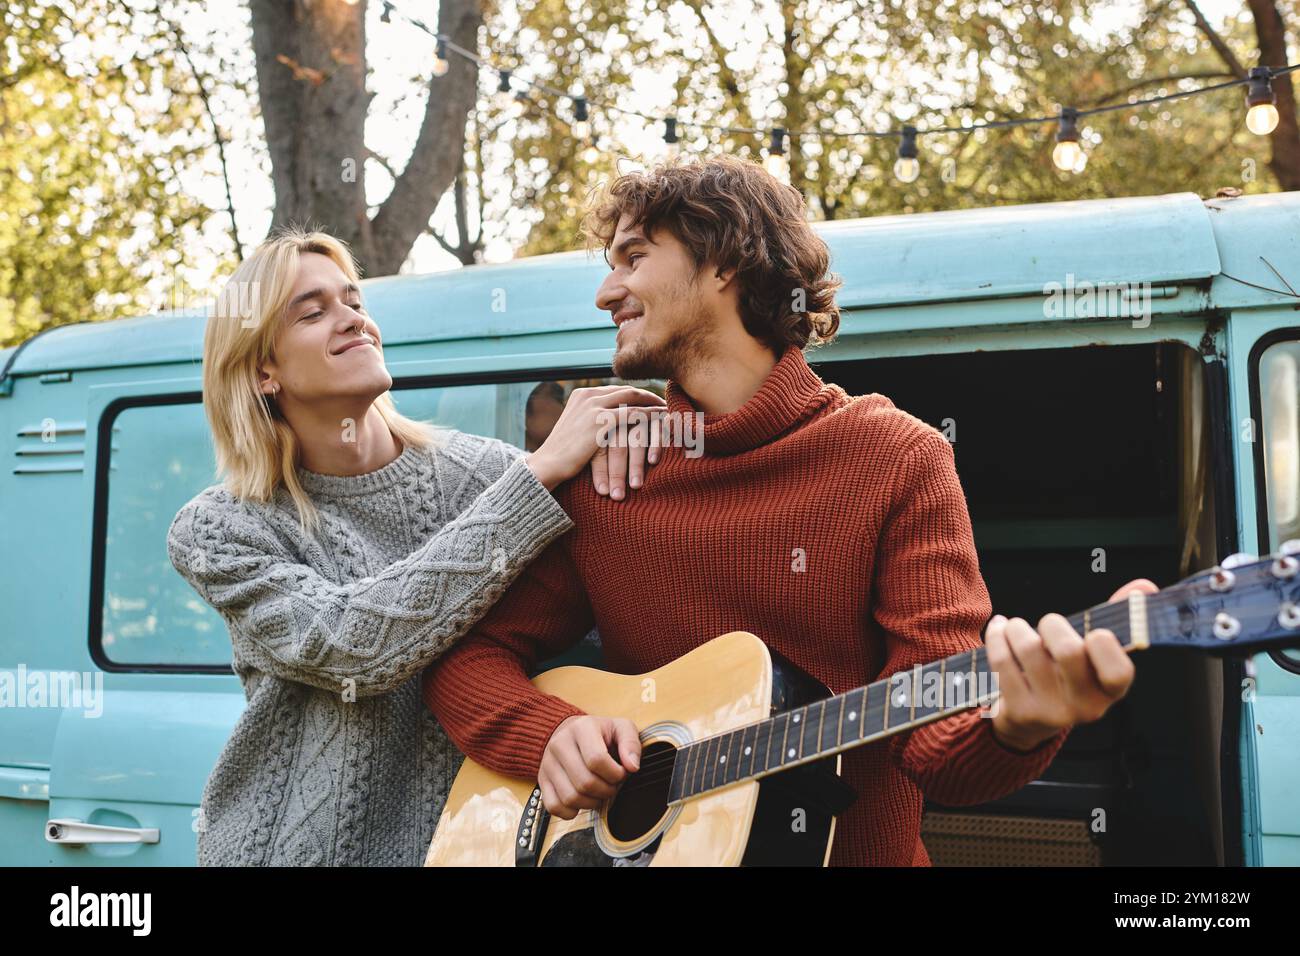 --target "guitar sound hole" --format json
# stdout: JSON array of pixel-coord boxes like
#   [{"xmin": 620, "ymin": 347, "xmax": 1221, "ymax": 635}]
[{"xmin": 606, "ymin": 740, "xmax": 676, "ymax": 842}]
